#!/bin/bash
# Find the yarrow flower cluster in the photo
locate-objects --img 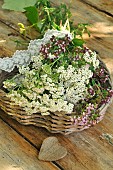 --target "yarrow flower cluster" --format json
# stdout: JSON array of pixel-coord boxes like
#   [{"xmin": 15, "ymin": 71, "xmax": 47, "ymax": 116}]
[{"xmin": 3, "ymin": 30, "xmax": 113, "ymax": 125}]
